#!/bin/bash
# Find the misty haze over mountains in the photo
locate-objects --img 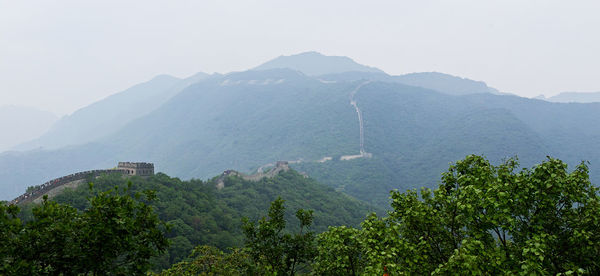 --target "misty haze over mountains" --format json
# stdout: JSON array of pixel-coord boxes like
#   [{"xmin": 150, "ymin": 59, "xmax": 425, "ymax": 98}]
[
  {"xmin": 0, "ymin": 106, "xmax": 57, "ymax": 152},
  {"xmin": 253, "ymin": 51, "xmax": 385, "ymax": 76},
  {"xmin": 535, "ymin": 91, "xmax": 600, "ymax": 103},
  {"xmin": 1, "ymin": 52, "xmax": 599, "ymax": 207},
  {"xmin": 14, "ymin": 72, "xmax": 210, "ymax": 151}
]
